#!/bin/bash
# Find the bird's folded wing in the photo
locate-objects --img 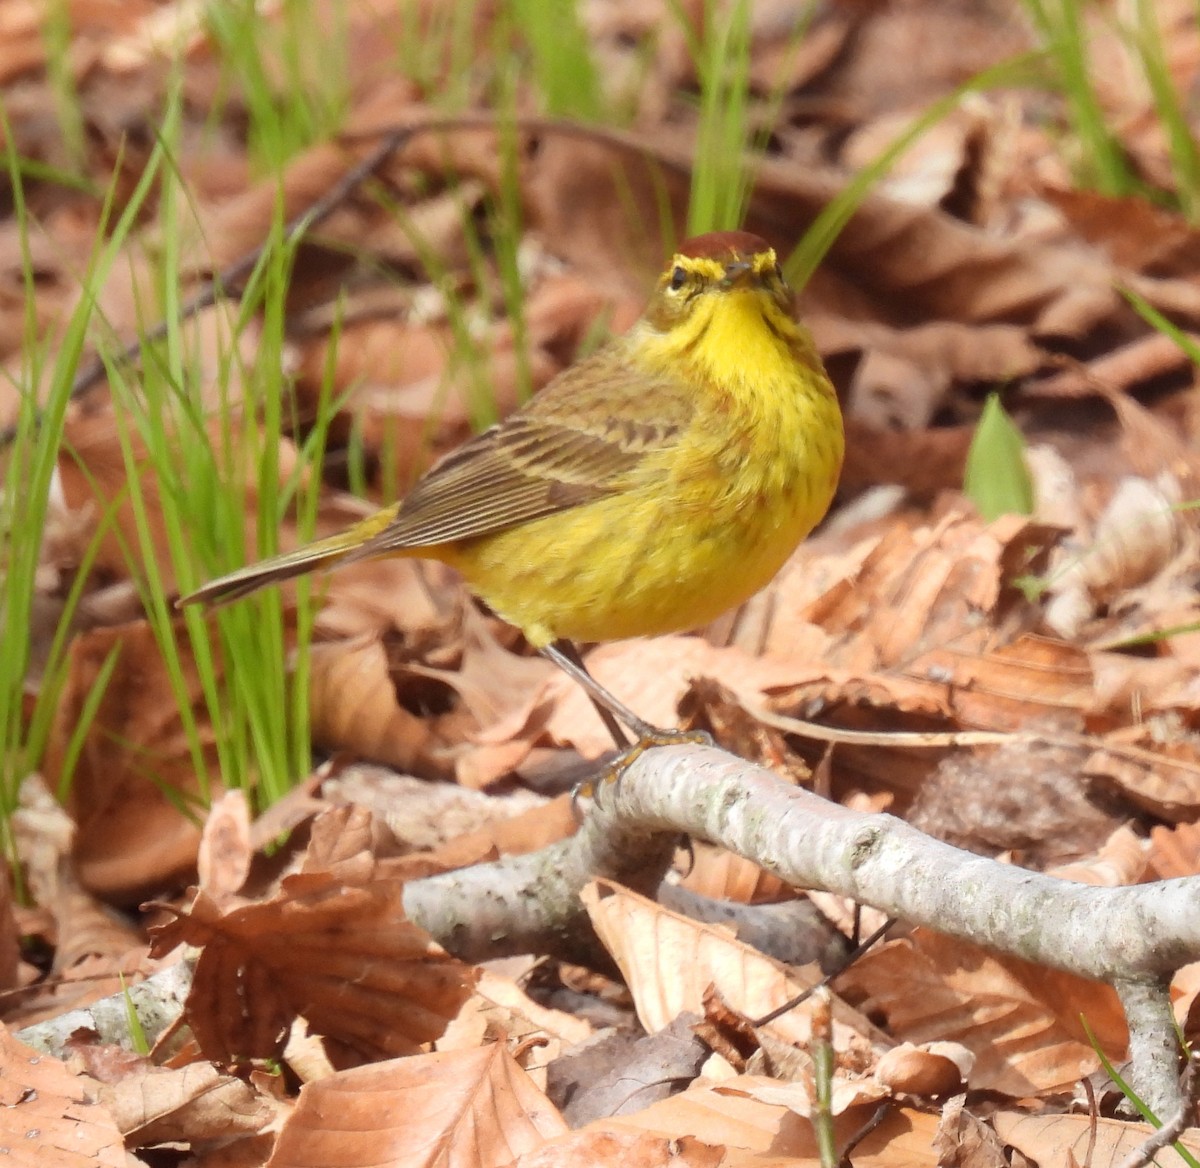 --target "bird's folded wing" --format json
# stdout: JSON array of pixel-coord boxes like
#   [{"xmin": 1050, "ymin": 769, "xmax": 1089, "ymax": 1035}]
[{"xmin": 346, "ymin": 360, "xmax": 690, "ymax": 553}]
